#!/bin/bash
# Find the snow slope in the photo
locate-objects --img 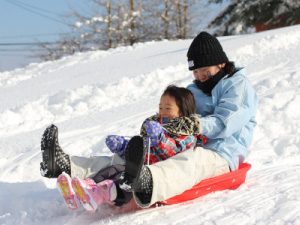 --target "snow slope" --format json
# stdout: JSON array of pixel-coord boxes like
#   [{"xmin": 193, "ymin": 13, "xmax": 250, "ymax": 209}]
[{"xmin": 1, "ymin": 25, "xmax": 300, "ymax": 225}]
